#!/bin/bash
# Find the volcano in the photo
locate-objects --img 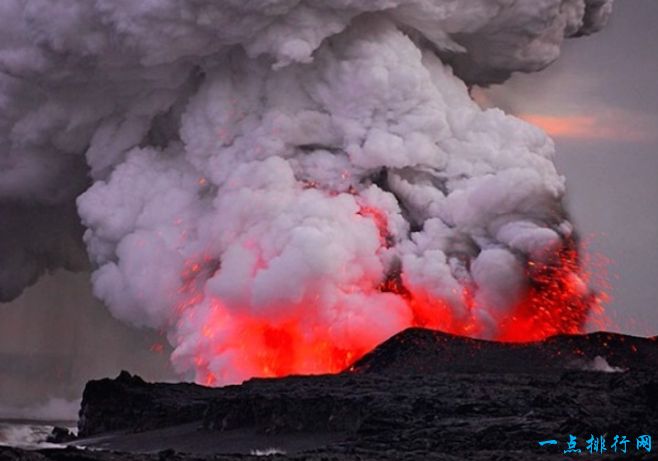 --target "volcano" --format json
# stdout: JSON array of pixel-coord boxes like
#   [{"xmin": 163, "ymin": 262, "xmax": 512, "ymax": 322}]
[{"xmin": 2, "ymin": 328, "xmax": 656, "ymax": 460}]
